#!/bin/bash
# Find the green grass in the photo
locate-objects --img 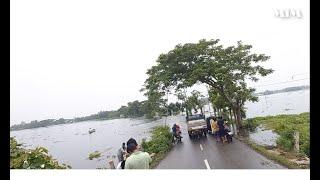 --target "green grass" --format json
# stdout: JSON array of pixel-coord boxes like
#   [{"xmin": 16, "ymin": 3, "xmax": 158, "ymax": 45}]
[
  {"xmin": 241, "ymin": 139, "xmax": 308, "ymax": 169},
  {"xmin": 141, "ymin": 125, "xmax": 173, "ymax": 169},
  {"xmin": 243, "ymin": 112, "xmax": 309, "ymax": 157}
]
